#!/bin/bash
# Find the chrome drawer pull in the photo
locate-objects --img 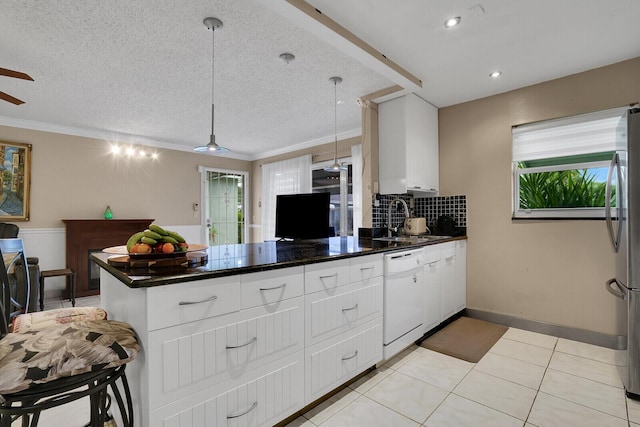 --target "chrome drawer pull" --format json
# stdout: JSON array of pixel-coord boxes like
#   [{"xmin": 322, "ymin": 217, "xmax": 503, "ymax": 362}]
[
  {"xmin": 427, "ymin": 260, "xmax": 441, "ymax": 266},
  {"xmin": 359, "ymin": 266, "xmax": 374, "ymax": 271},
  {"xmin": 259, "ymin": 283, "xmax": 287, "ymax": 291},
  {"xmin": 319, "ymin": 273, "xmax": 338, "ymax": 279},
  {"xmin": 227, "ymin": 401, "xmax": 258, "ymax": 419},
  {"xmin": 226, "ymin": 336, "xmax": 257, "ymax": 349},
  {"xmin": 342, "ymin": 304, "xmax": 359, "ymax": 312},
  {"xmin": 178, "ymin": 295, "xmax": 217, "ymax": 306},
  {"xmin": 342, "ymin": 350, "xmax": 358, "ymax": 361}
]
